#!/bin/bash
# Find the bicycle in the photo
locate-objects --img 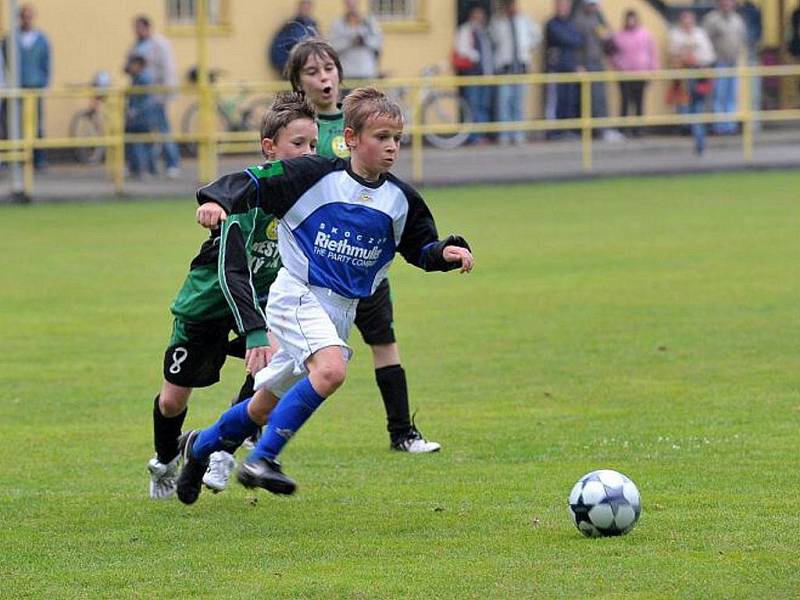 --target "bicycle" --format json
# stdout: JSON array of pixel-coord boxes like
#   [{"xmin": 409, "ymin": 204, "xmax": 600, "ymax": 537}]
[
  {"xmin": 68, "ymin": 71, "xmax": 111, "ymax": 164},
  {"xmin": 384, "ymin": 64, "xmax": 473, "ymax": 150},
  {"xmin": 180, "ymin": 68, "xmax": 274, "ymax": 157}
]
